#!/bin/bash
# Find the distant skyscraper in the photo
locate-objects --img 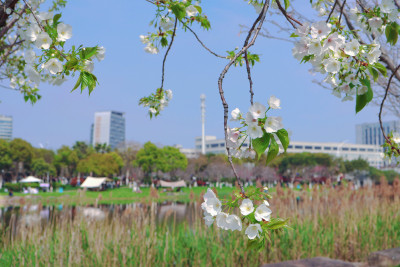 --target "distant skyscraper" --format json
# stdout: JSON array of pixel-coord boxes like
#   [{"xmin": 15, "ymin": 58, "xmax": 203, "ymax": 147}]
[
  {"xmin": 0, "ymin": 115, "xmax": 12, "ymax": 140},
  {"xmin": 92, "ymin": 111, "xmax": 125, "ymax": 149},
  {"xmin": 356, "ymin": 120, "xmax": 400, "ymax": 146}
]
